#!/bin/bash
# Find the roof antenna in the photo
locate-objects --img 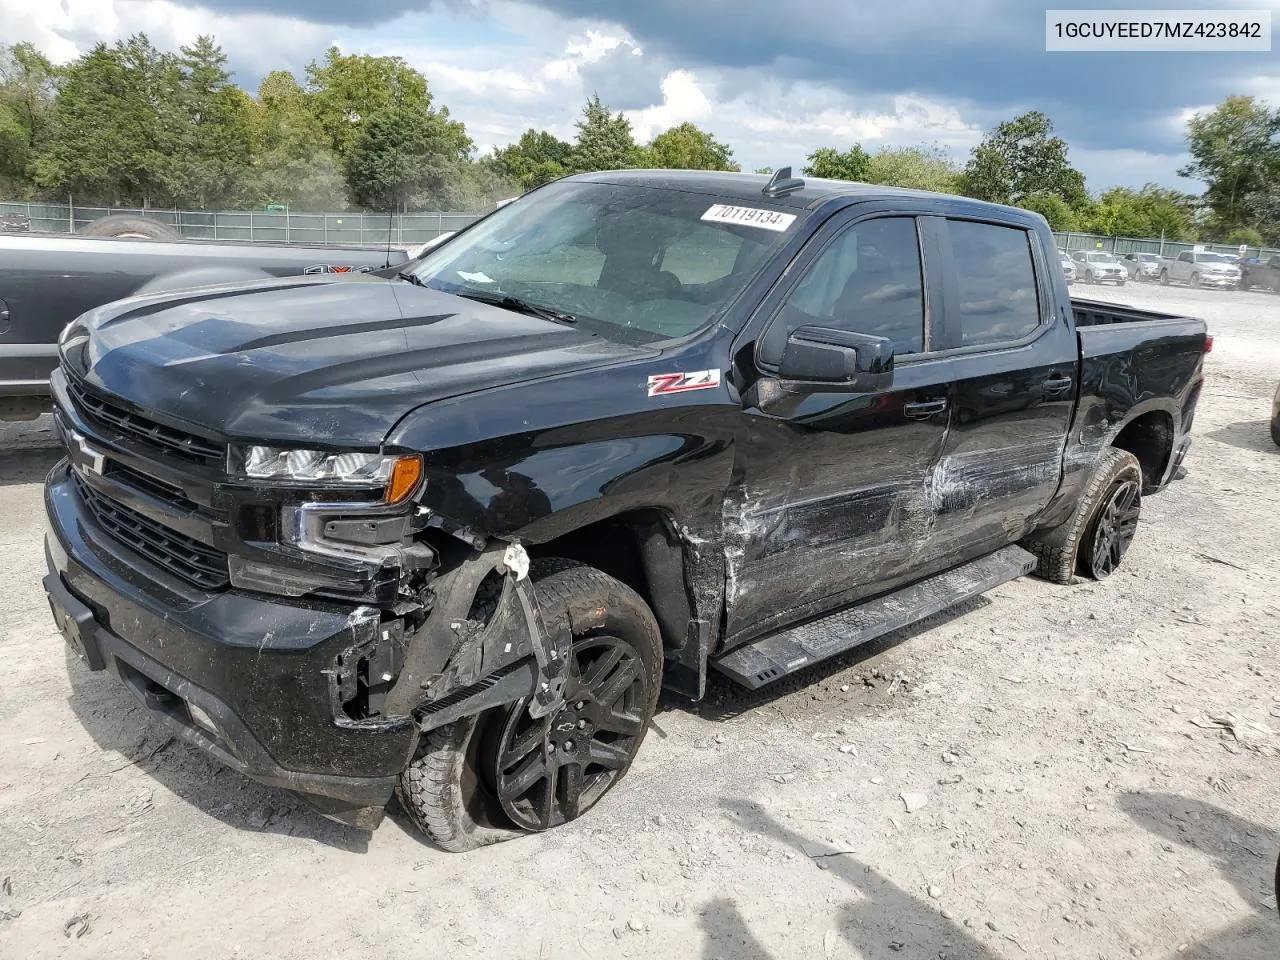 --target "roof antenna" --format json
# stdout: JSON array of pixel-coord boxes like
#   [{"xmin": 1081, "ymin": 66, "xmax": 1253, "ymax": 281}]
[{"xmin": 763, "ymin": 166, "xmax": 805, "ymax": 198}]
